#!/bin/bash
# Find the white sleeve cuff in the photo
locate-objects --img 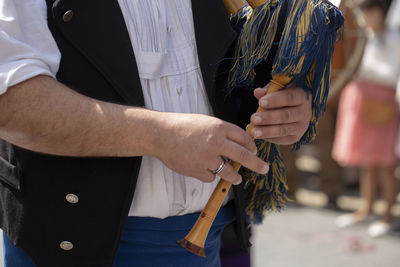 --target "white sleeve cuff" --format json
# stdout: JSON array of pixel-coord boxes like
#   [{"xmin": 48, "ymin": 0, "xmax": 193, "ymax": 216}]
[
  {"xmin": 0, "ymin": 59, "xmax": 56, "ymax": 95},
  {"xmin": 0, "ymin": 0, "xmax": 61, "ymax": 95}
]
